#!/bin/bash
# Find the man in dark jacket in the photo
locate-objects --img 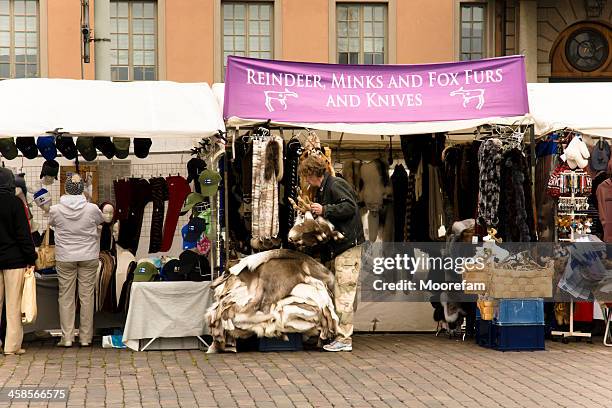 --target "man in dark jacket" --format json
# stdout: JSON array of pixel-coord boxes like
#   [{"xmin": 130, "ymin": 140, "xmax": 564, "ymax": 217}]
[
  {"xmin": 299, "ymin": 154, "xmax": 364, "ymax": 352},
  {"xmin": 0, "ymin": 167, "xmax": 37, "ymax": 355}
]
